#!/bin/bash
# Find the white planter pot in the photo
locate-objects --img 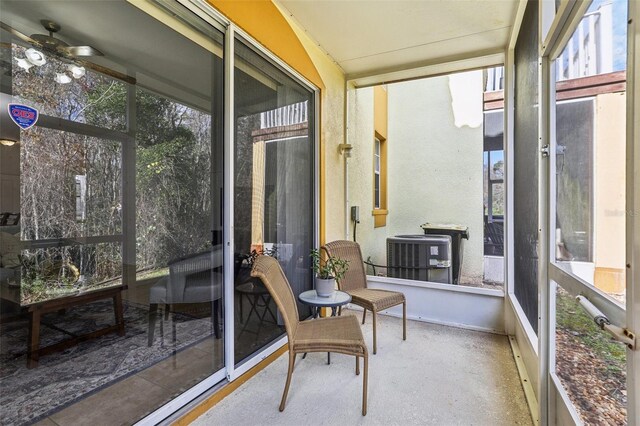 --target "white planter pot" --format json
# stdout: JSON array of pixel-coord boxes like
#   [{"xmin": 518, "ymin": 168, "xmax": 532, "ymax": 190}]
[{"xmin": 315, "ymin": 277, "xmax": 336, "ymax": 297}]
